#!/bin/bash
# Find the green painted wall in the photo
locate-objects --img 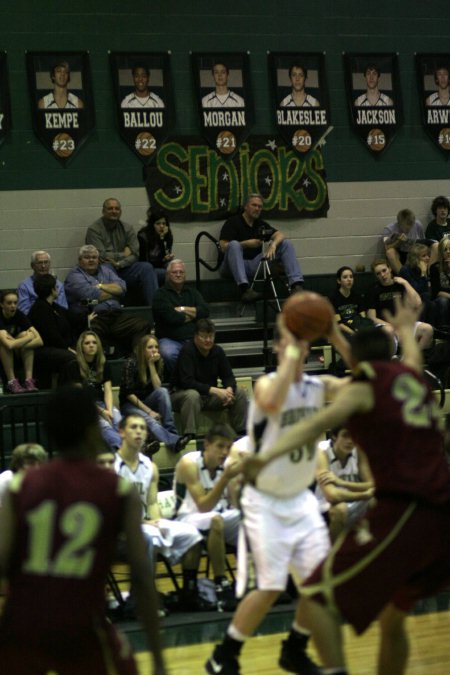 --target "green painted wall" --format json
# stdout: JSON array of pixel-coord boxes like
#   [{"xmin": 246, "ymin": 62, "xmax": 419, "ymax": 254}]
[{"xmin": 1, "ymin": 0, "xmax": 450, "ymax": 191}]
